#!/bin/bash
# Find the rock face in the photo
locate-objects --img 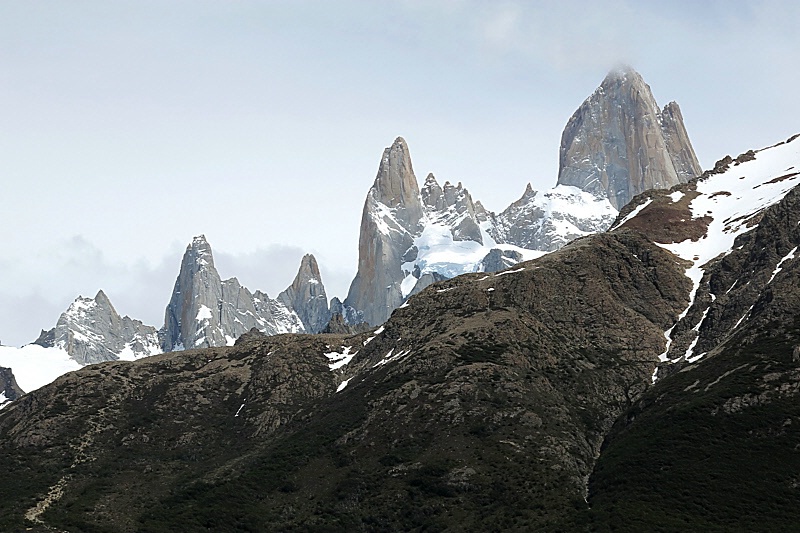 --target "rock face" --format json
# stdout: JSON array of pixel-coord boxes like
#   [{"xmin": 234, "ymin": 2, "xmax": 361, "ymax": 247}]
[
  {"xmin": 34, "ymin": 290, "xmax": 160, "ymax": 365},
  {"xmin": 557, "ymin": 66, "xmax": 701, "ymax": 210},
  {"xmin": 277, "ymin": 254, "xmax": 331, "ymax": 334},
  {"xmin": 343, "ymin": 137, "xmax": 426, "ymax": 327},
  {"xmin": 161, "ymin": 235, "xmax": 305, "ymax": 351},
  {"xmin": 0, "ymin": 367, "xmax": 23, "ymax": 407}
]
